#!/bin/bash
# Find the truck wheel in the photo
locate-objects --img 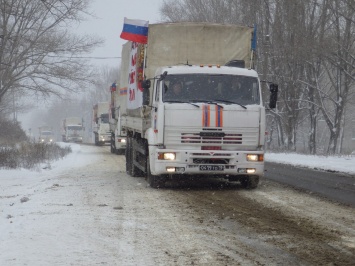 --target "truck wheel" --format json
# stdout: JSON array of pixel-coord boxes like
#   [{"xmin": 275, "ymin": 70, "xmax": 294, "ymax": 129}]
[
  {"xmin": 94, "ymin": 134, "xmax": 99, "ymax": 146},
  {"xmin": 125, "ymin": 137, "xmax": 132, "ymax": 175},
  {"xmin": 131, "ymin": 139, "xmax": 144, "ymax": 177},
  {"xmin": 147, "ymin": 154, "xmax": 165, "ymax": 188},
  {"xmin": 240, "ymin": 175, "xmax": 259, "ymax": 189},
  {"xmin": 111, "ymin": 144, "xmax": 117, "ymax": 153},
  {"xmin": 110, "ymin": 134, "xmax": 116, "ymax": 154}
]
